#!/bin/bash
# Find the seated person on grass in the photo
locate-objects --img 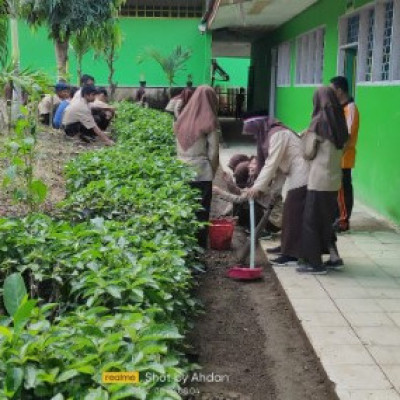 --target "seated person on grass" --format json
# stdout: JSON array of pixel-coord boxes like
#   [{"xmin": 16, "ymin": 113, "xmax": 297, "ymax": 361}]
[
  {"xmin": 62, "ymin": 85, "xmax": 114, "ymax": 146},
  {"xmin": 71, "ymin": 74, "xmax": 96, "ymax": 103},
  {"xmin": 52, "ymin": 87, "xmax": 78, "ymax": 129},
  {"xmin": 89, "ymin": 87, "xmax": 115, "ymax": 131},
  {"xmin": 38, "ymin": 82, "xmax": 70, "ymax": 125}
]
